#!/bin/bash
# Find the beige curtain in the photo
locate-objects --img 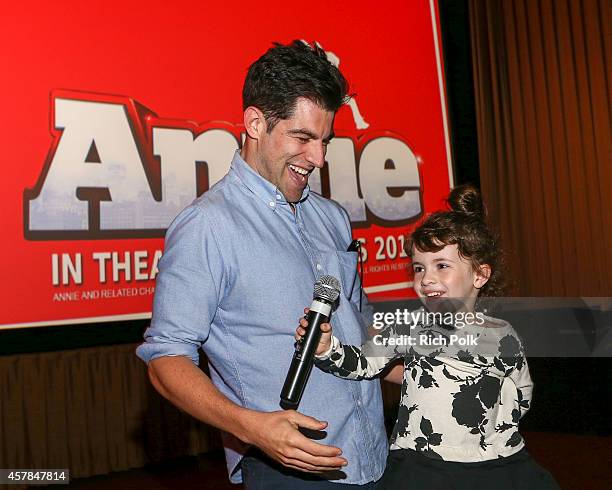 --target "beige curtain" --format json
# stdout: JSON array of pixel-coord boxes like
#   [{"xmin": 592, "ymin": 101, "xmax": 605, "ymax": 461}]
[
  {"xmin": 469, "ymin": 0, "xmax": 611, "ymax": 296},
  {"xmin": 0, "ymin": 344, "xmax": 221, "ymax": 479}
]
